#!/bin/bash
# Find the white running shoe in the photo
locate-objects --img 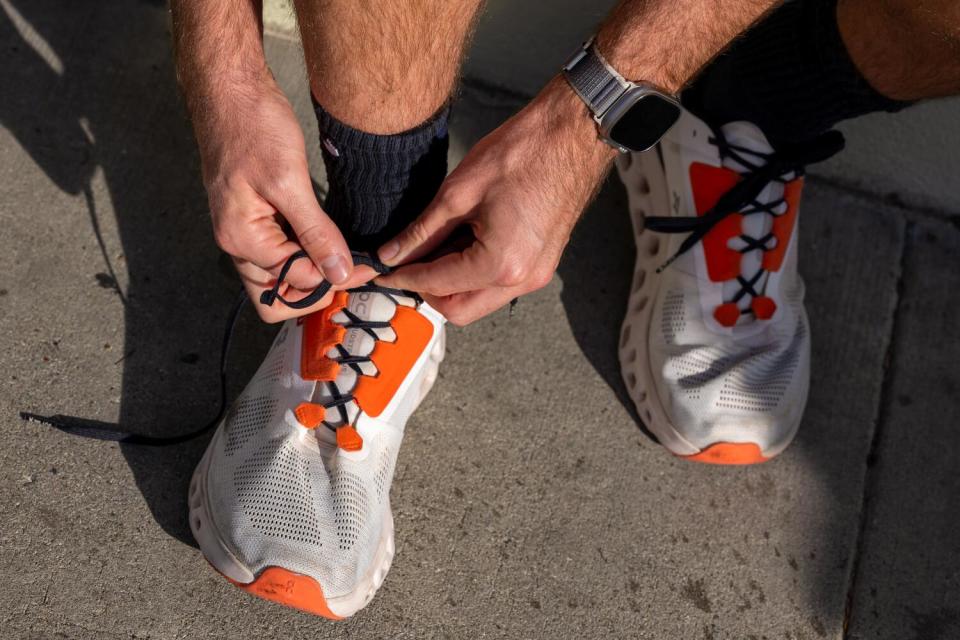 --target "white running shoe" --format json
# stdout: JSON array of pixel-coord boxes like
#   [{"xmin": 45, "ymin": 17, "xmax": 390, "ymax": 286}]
[
  {"xmin": 615, "ymin": 109, "xmax": 842, "ymax": 464},
  {"xmin": 189, "ymin": 285, "xmax": 445, "ymax": 618}
]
